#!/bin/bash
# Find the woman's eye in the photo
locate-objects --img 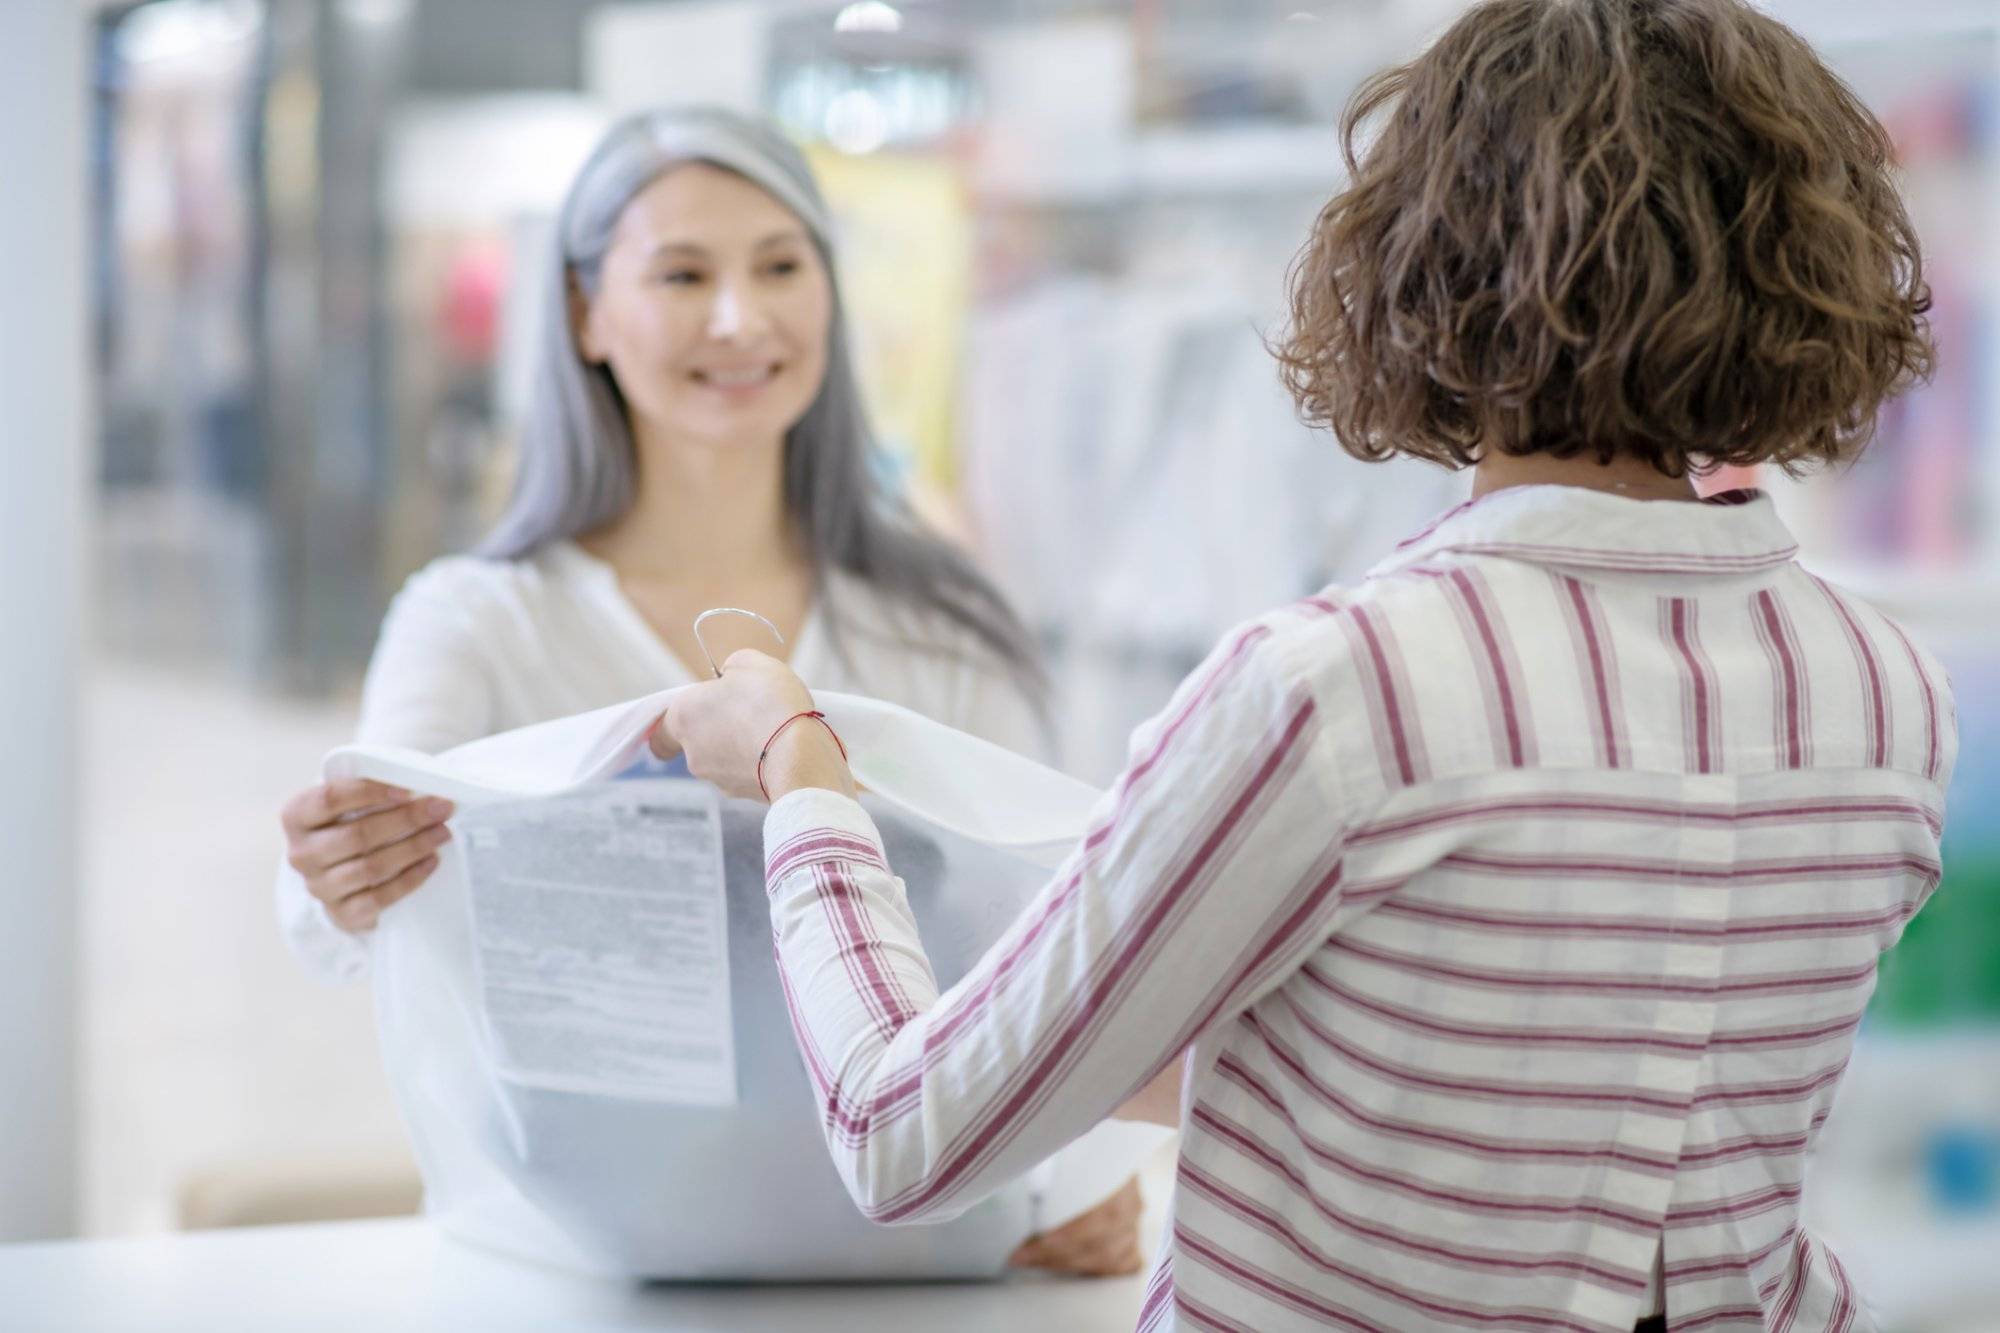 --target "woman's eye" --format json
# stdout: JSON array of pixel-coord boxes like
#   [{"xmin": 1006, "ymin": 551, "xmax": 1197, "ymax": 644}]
[
  {"xmin": 655, "ymin": 270, "xmax": 703, "ymax": 286},
  {"xmin": 766, "ymin": 259, "xmax": 801, "ymax": 278}
]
